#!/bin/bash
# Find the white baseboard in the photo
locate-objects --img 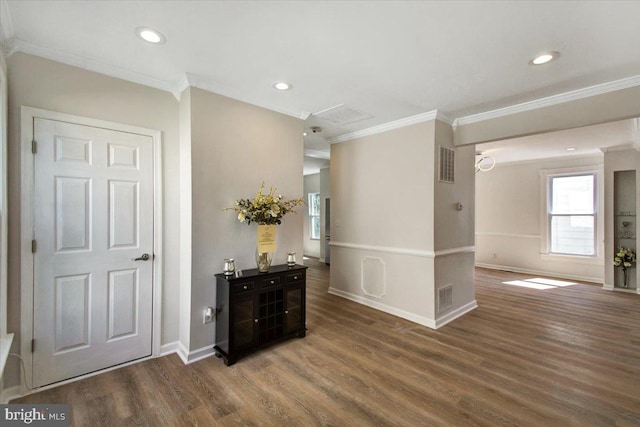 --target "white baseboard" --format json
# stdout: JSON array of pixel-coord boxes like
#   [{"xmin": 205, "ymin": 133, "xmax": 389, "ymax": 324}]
[
  {"xmin": 160, "ymin": 341, "xmax": 180, "ymax": 357},
  {"xmin": 328, "ymin": 287, "xmax": 437, "ymax": 329},
  {"xmin": 177, "ymin": 342, "xmax": 215, "ymax": 365},
  {"xmin": 318, "ymin": 258, "xmax": 325, "ymax": 263},
  {"xmin": 435, "ymin": 300, "xmax": 478, "ymax": 328},
  {"xmin": 328, "ymin": 287, "xmax": 477, "ymax": 329},
  {"xmin": 602, "ymin": 283, "xmax": 640, "ymax": 294},
  {"xmin": 2, "ymin": 385, "xmax": 24, "ymax": 404},
  {"xmin": 1, "ymin": 341, "xmax": 196, "ymax": 403},
  {"xmin": 475, "ymin": 262, "xmax": 603, "ymax": 284}
]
